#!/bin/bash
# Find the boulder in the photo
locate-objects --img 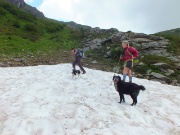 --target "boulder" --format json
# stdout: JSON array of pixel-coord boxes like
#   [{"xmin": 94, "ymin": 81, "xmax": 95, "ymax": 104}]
[
  {"xmin": 143, "ymin": 49, "xmax": 171, "ymax": 57},
  {"xmin": 165, "ymin": 69, "xmax": 175, "ymax": 76},
  {"xmin": 132, "ymin": 33, "xmax": 149, "ymax": 38},
  {"xmin": 109, "ymin": 32, "xmax": 125, "ymax": 43},
  {"xmin": 131, "ymin": 38, "xmax": 152, "ymax": 43},
  {"xmin": 151, "ymin": 72, "xmax": 166, "ymax": 79},
  {"xmin": 138, "ymin": 62, "xmax": 145, "ymax": 66},
  {"xmin": 104, "ymin": 51, "xmax": 111, "ymax": 58},
  {"xmin": 0, "ymin": 63, "xmax": 5, "ymax": 67},
  {"xmin": 147, "ymin": 70, "xmax": 152, "ymax": 75},
  {"xmin": 13, "ymin": 58, "xmax": 26, "ymax": 62},
  {"xmin": 152, "ymin": 63, "xmax": 167, "ymax": 66},
  {"xmin": 177, "ymin": 75, "xmax": 180, "ymax": 83},
  {"xmin": 83, "ymin": 47, "xmax": 90, "ymax": 52},
  {"xmin": 91, "ymin": 60, "xmax": 98, "ymax": 64},
  {"xmin": 168, "ymin": 56, "xmax": 180, "ymax": 62},
  {"xmin": 149, "ymin": 35, "xmax": 164, "ymax": 41},
  {"xmin": 113, "ymin": 66, "xmax": 120, "ymax": 73}
]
